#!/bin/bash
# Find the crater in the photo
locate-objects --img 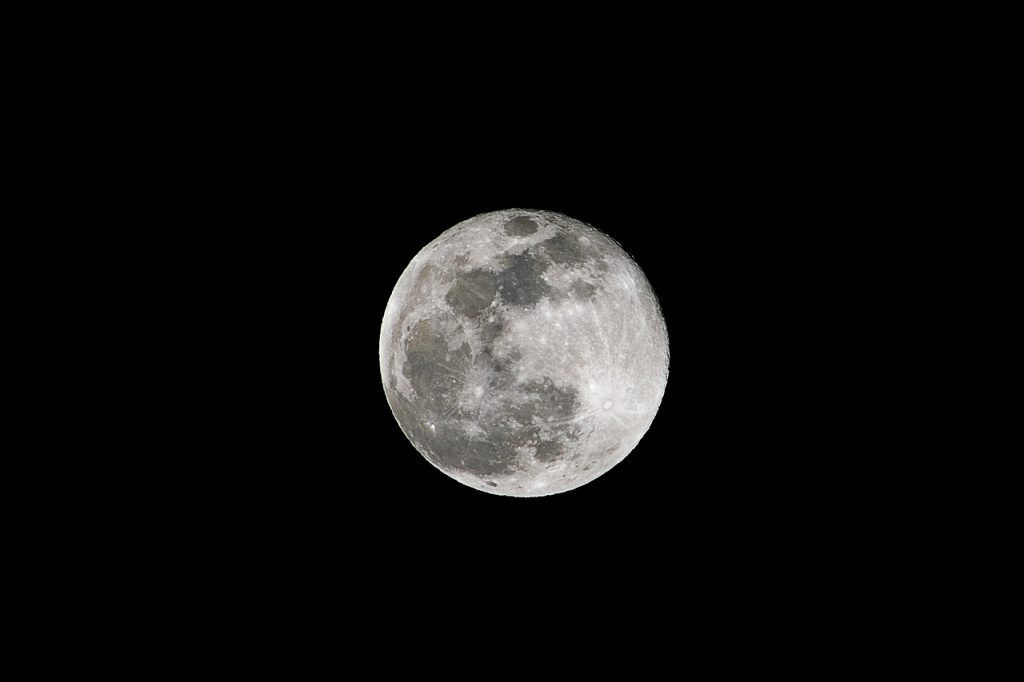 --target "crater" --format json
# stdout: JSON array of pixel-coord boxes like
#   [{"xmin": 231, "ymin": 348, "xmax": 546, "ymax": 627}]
[{"xmin": 504, "ymin": 215, "xmax": 538, "ymax": 237}]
